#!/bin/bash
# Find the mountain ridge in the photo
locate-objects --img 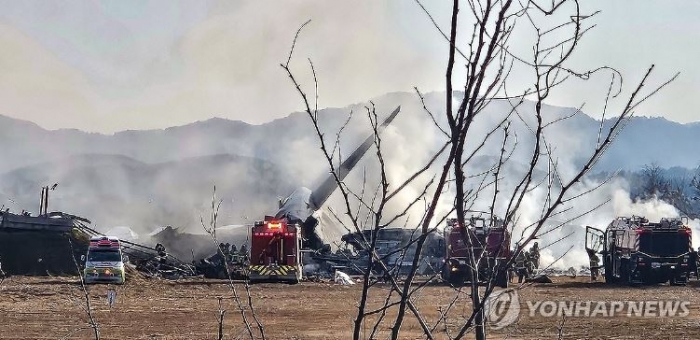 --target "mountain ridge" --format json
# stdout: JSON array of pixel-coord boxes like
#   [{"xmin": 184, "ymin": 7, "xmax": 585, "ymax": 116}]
[
  {"xmin": 2, "ymin": 91, "xmax": 695, "ymax": 136},
  {"xmin": 0, "ymin": 92, "xmax": 697, "ymax": 231}
]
